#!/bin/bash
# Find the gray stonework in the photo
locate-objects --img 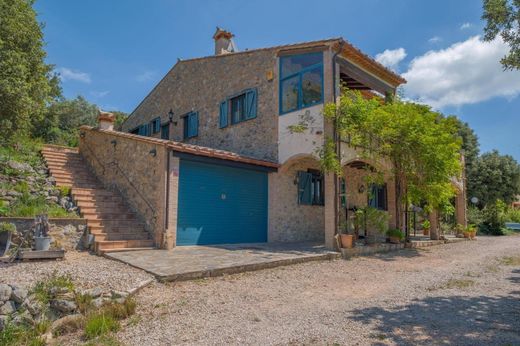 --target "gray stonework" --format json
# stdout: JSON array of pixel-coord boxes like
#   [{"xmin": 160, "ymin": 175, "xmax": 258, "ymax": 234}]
[
  {"xmin": 123, "ymin": 49, "xmax": 280, "ymax": 162},
  {"xmin": 269, "ymin": 156, "xmax": 324, "ymax": 242}
]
